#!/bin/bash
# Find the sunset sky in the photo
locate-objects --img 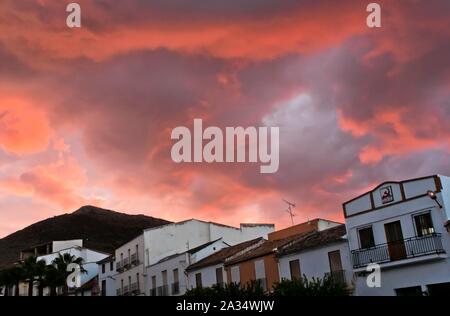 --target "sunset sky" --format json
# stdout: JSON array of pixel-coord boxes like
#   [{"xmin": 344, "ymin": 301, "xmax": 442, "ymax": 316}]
[{"xmin": 1, "ymin": 0, "xmax": 449, "ymax": 238}]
